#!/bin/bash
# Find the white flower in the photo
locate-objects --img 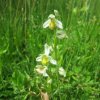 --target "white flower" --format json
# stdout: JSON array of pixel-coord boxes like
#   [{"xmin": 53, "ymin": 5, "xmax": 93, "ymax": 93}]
[
  {"xmin": 59, "ymin": 67, "xmax": 66, "ymax": 77},
  {"xmin": 43, "ymin": 14, "xmax": 63, "ymax": 30},
  {"xmin": 35, "ymin": 65, "xmax": 48, "ymax": 77},
  {"xmin": 36, "ymin": 44, "xmax": 57, "ymax": 65},
  {"xmin": 56, "ymin": 30, "xmax": 68, "ymax": 39}
]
